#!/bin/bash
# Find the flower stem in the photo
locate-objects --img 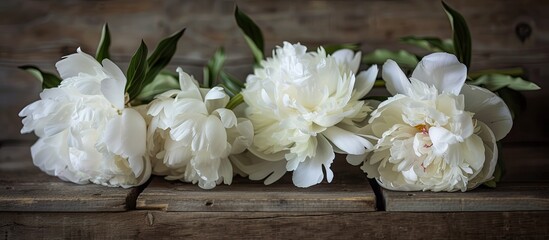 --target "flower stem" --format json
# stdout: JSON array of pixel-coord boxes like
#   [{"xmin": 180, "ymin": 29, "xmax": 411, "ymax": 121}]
[{"xmin": 226, "ymin": 93, "xmax": 244, "ymax": 110}]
